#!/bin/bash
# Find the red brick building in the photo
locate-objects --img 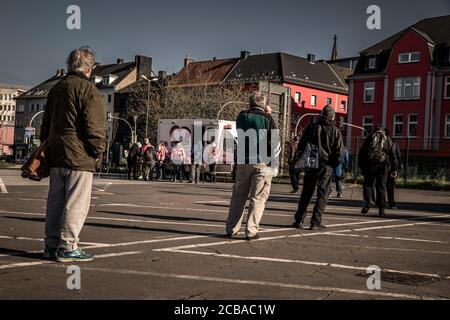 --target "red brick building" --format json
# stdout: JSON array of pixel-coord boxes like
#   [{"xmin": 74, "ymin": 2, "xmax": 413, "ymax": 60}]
[{"xmin": 347, "ymin": 15, "xmax": 450, "ymax": 157}]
